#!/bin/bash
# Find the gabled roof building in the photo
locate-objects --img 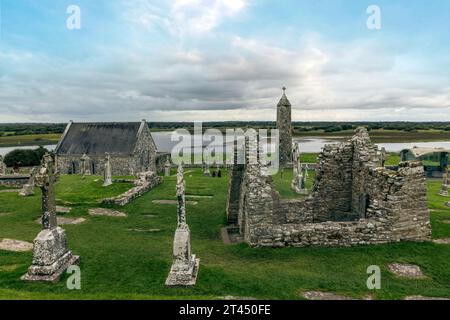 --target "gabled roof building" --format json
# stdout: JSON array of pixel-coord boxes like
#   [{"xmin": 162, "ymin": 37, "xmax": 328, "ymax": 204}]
[{"xmin": 55, "ymin": 120, "xmax": 158, "ymax": 176}]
